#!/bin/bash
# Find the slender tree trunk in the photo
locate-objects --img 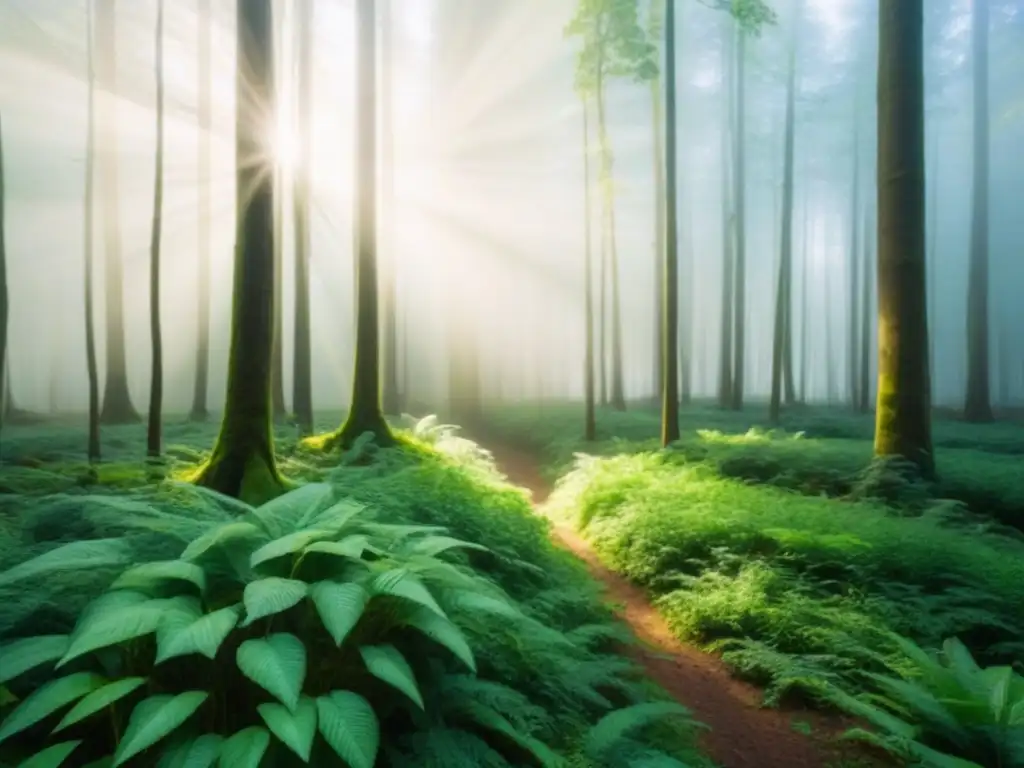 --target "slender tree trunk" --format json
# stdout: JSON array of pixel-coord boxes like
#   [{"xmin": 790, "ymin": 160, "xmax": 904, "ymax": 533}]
[
  {"xmin": 192, "ymin": 0, "xmax": 285, "ymax": 502},
  {"xmin": 96, "ymin": 0, "xmax": 139, "ymax": 424},
  {"xmin": 848, "ymin": 98, "xmax": 861, "ymax": 407},
  {"xmin": 380, "ymin": 0, "xmax": 401, "ymax": 416},
  {"xmin": 770, "ymin": 27, "xmax": 797, "ymax": 425},
  {"xmin": 292, "ymin": 0, "xmax": 314, "ymax": 435},
  {"xmin": 927, "ymin": 121, "xmax": 938, "ymax": 387},
  {"xmin": 730, "ymin": 26, "xmax": 747, "ymax": 411},
  {"xmin": 718, "ymin": 18, "xmax": 735, "ymax": 408},
  {"xmin": 874, "ymin": 0, "xmax": 934, "ymax": 477},
  {"xmin": 336, "ymin": 0, "xmax": 393, "ymax": 446},
  {"xmin": 650, "ymin": 1, "xmax": 666, "ymax": 403},
  {"xmin": 147, "ymin": 0, "xmax": 165, "ymax": 458},
  {"xmin": 599, "ymin": 201, "xmax": 608, "ymax": 405},
  {"xmin": 799, "ymin": 181, "xmax": 809, "ymax": 402},
  {"xmin": 190, "ymin": 0, "xmax": 212, "ymax": 422},
  {"xmin": 858, "ymin": 205, "xmax": 873, "ymax": 413},
  {"xmin": 964, "ymin": 0, "xmax": 992, "ymax": 422},
  {"xmin": 661, "ymin": 0, "xmax": 679, "ymax": 446},
  {"xmin": 582, "ymin": 97, "xmax": 596, "ymax": 441},
  {"xmin": 84, "ymin": 0, "xmax": 100, "ymax": 461}
]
